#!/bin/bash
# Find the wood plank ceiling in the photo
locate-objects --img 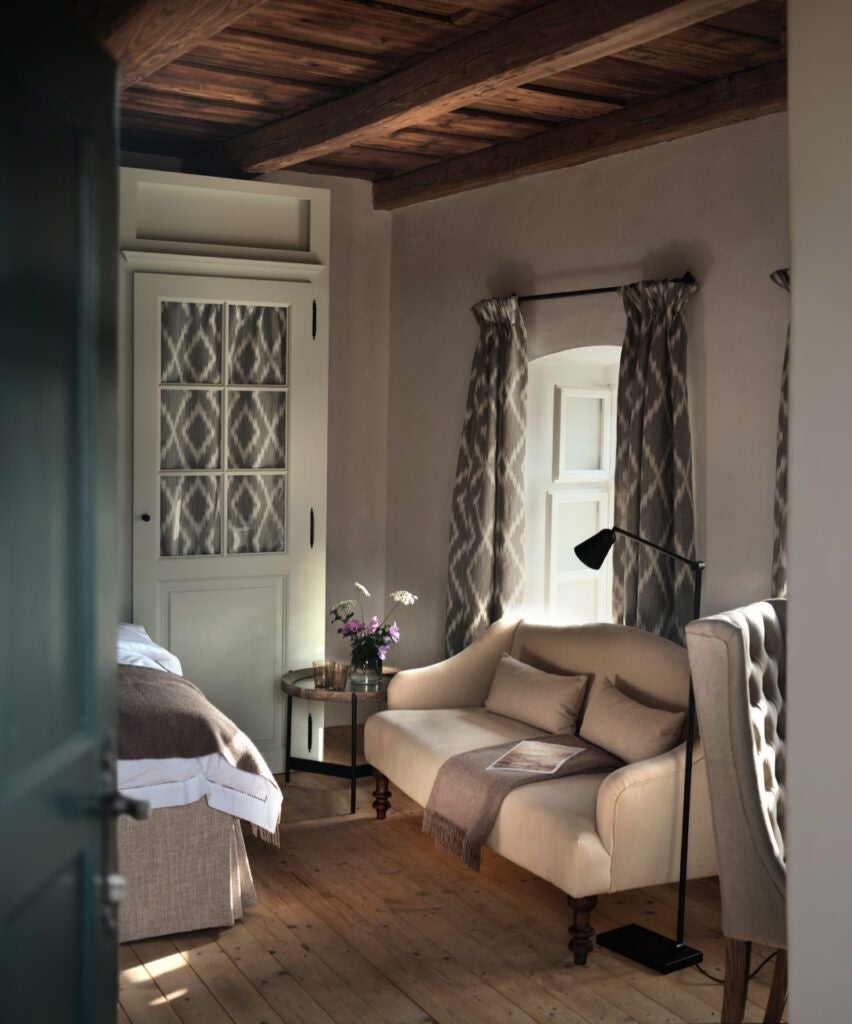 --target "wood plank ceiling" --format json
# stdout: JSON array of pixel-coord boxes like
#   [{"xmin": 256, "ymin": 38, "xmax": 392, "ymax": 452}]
[{"xmin": 84, "ymin": 0, "xmax": 787, "ymax": 208}]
